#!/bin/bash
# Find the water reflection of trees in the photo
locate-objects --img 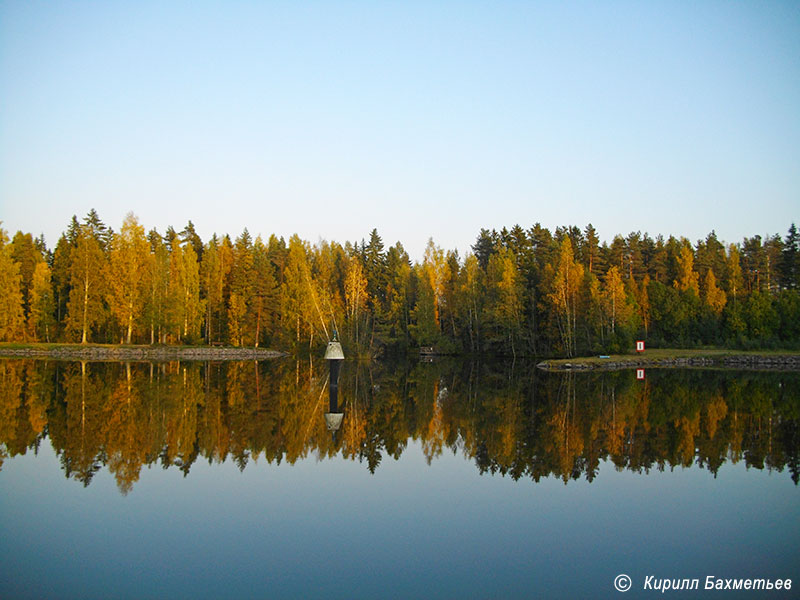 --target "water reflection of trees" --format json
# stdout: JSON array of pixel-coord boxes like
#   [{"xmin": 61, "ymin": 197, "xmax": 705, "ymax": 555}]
[{"xmin": 0, "ymin": 359, "xmax": 798, "ymax": 493}]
